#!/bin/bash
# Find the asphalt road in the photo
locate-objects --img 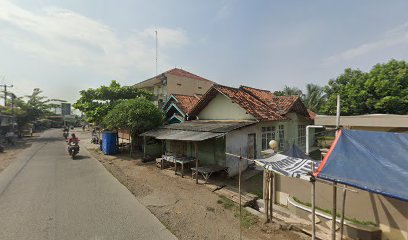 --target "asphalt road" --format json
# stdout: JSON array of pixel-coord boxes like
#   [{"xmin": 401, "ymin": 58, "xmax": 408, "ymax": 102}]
[{"xmin": 0, "ymin": 129, "xmax": 177, "ymax": 240}]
